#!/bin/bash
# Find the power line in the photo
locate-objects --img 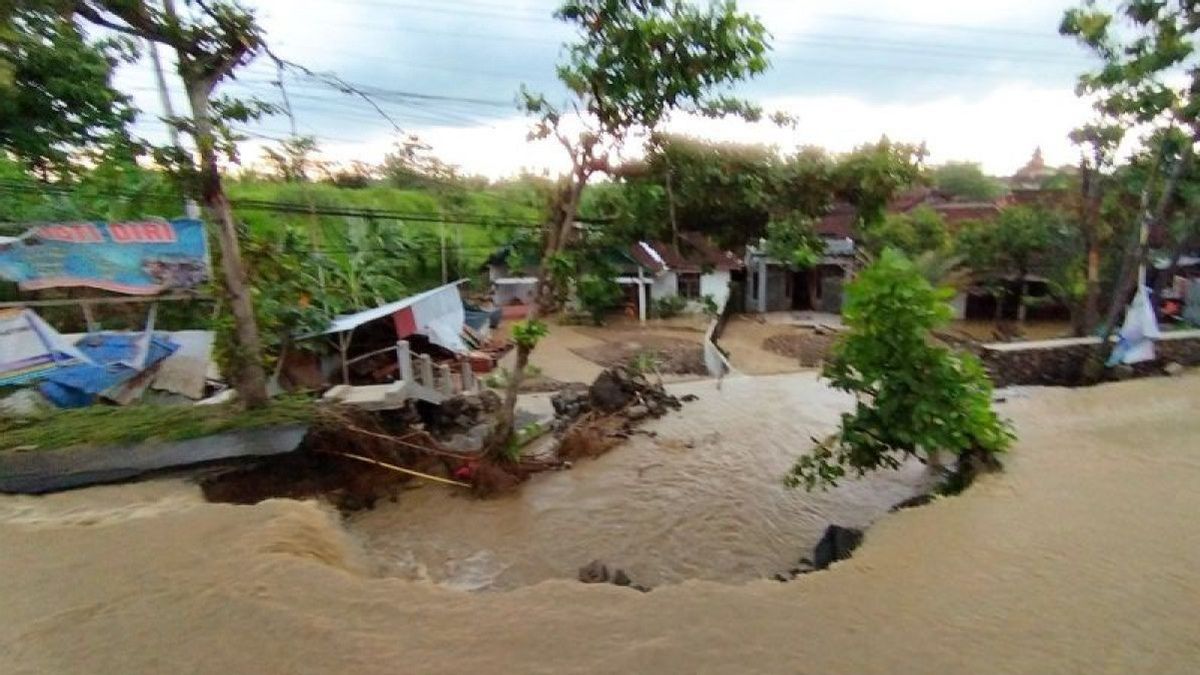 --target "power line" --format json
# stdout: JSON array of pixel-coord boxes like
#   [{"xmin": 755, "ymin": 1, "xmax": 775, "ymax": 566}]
[{"xmin": 0, "ymin": 180, "xmax": 546, "ymax": 229}]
